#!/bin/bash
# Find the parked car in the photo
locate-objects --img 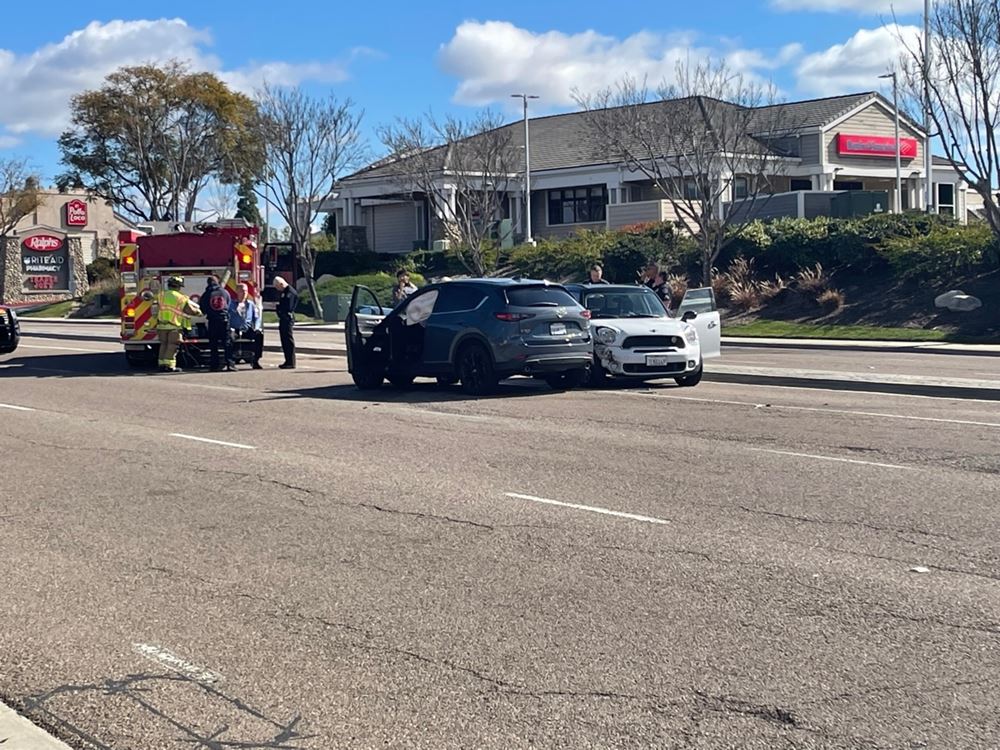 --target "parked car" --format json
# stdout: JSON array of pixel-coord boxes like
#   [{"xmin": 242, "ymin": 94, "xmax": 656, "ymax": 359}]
[
  {"xmin": 0, "ymin": 306, "xmax": 20, "ymax": 355},
  {"xmin": 566, "ymin": 284, "xmax": 721, "ymax": 386},
  {"xmin": 345, "ymin": 279, "xmax": 593, "ymax": 395}
]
